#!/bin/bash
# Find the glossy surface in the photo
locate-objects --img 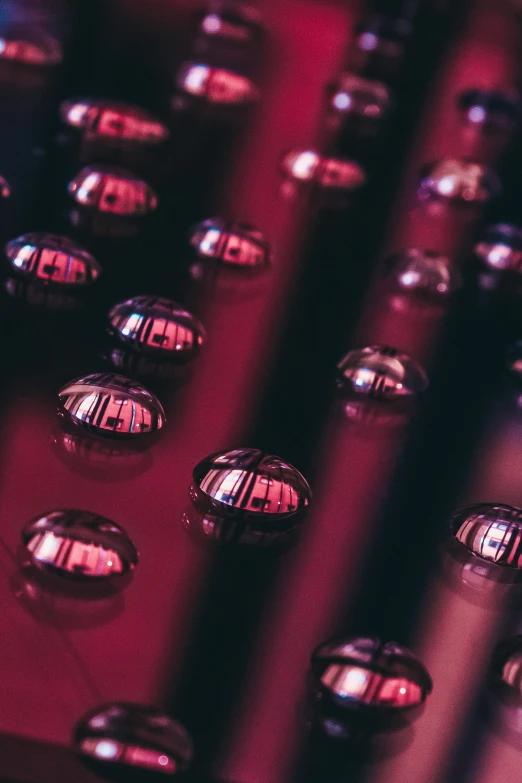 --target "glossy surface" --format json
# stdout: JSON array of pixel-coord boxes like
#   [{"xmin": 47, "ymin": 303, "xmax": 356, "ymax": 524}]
[
  {"xmin": 21, "ymin": 510, "xmax": 138, "ymax": 581},
  {"xmin": 0, "ymin": 25, "xmax": 62, "ymax": 66},
  {"xmin": 474, "ymin": 223, "xmax": 522, "ymax": 271},
  {"xmin": 5, "ymin": 233, "xmax": 101, "ymax": 286},
  {"xmin": 58, "ymin": 373, "xmax": 166, "ymax": 439},
  {"xmin": 74, "ymin": 703, "xmax": 193, "ymax": 775},
  {"xmin": 190, "ymin": 448, "xmax": 311, "ymax": 521},
  {"xmin": 419, "ymin": 159, "xmax": 500, "ymax": 202},
  {"xmin": 281, "ymin": 149, "xmax": 366, "ymax": 191},
  {"xmin": 451, "ymin": 503, "xmax": 522, "ymax": 567},
  {"xmin": 176, "ymin": 63, "xmax": 259, "ymax": 105},
  {"xmin": 197, "ymin": 1, "xmax": 261, "ymax": 42},
  {"xmin": 329, "ymin": 72, "xmax": 391, "ymax": 122},
  {"xmin": 311, "ymin": 637, "xmax": 432, "ymax": 711},
  {"xmin": 107, "ymin": 296, "xmax": 206, "ymax": 362},
  {"xmin": 60, "ymin": 99, "xmax": 169, "ymax": 144},
  {"xmin": 337, "ymin": 345, "xmax": 429, "ymax": 400},
  {"xmin": 68, "ymin": 166, "xmax": 158, "ymax": 216},
  {"xmin": 386, "ymin": 249, "xmax": 460, "ymax": 297},
  {"xmin": 190, "ymin": 217, "xmax": 272, "ymax": 268},
  {"xmin": 458, "ymin": 88, "xmax": 521, "ymax": 129}
]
